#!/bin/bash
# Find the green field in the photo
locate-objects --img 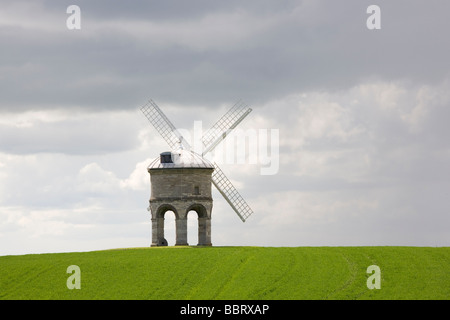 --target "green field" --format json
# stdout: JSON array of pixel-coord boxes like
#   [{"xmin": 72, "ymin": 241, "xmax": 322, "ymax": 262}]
[{"xmin": 0, "ymin": 246, "xmax": 449, "ymax": 300}]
